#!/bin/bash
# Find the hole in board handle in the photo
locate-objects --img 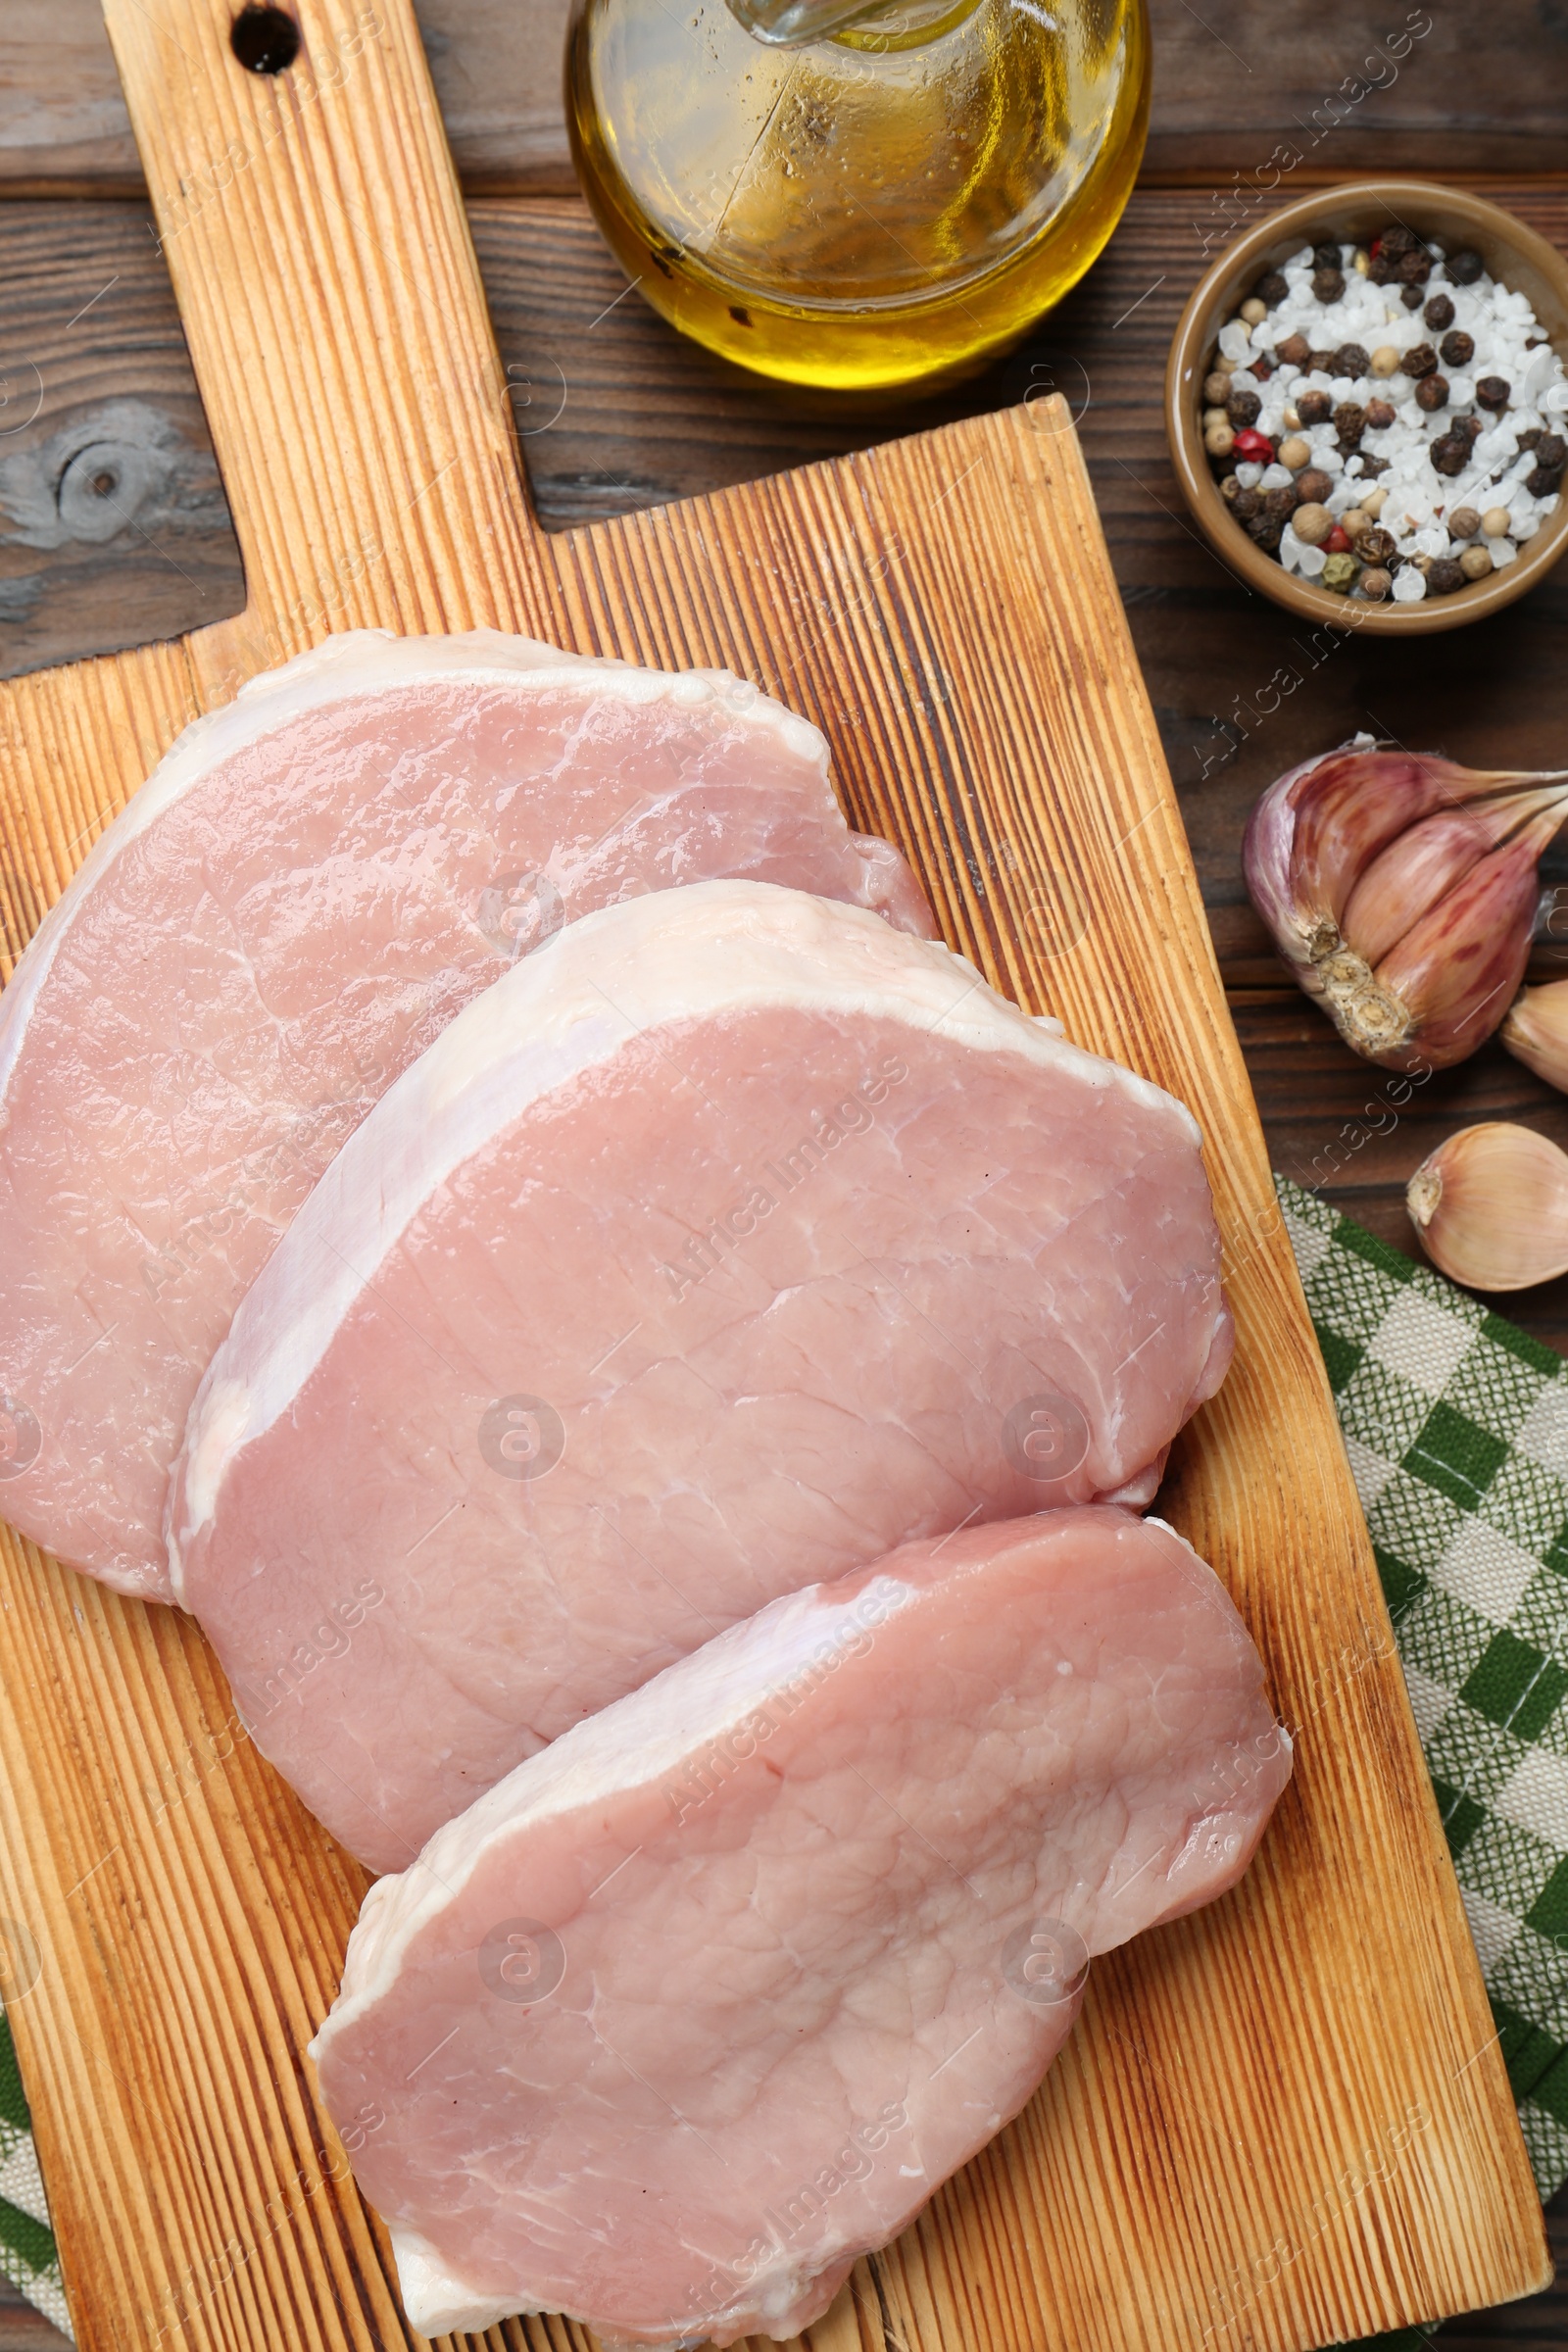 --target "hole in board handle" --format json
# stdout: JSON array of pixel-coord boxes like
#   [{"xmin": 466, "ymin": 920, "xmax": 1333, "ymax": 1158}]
[{"xmin": 230, "ymin": 4, "xmax": 302, "ymax": 73}]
